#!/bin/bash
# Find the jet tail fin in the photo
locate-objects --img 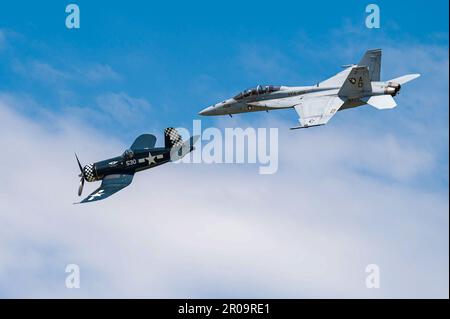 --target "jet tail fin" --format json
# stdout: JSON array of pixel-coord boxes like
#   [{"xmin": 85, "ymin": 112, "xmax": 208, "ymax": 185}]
[
  {"xmin": 358, "ymin": 49, "xmax": 381, "ymax": 81},
  {"xmin": 320, "ymin": 49, "xmax": 382, "ymax": 87},
  {"xmin": 338, "ymin": 66, "xmax": 371, "ymax": 97}
]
